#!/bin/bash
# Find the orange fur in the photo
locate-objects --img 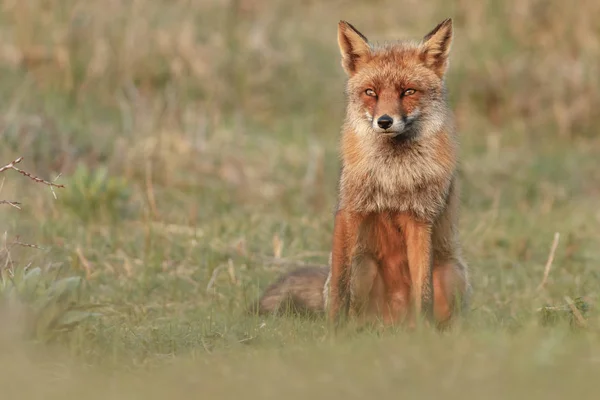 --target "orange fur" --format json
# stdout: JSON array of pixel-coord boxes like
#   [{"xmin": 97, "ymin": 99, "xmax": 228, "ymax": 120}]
[
  {"xmin": 328, "ymin": 18, "xmax": 471, "ymax": 330},
  {"xmin": 254, "ymin": 19, "xmax": 471, "ymax": 331}
]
